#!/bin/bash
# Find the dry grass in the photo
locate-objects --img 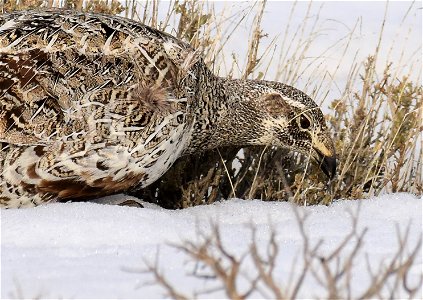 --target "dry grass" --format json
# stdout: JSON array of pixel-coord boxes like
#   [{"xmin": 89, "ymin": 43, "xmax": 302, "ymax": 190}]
[
  {"xmin": 141, "ymin": 208, "xmax": 422, "ymax": 299},
  {"xmin": 0, "ymin": 0, "xmax": 124, "ymax": 13},
  {"xmin": 132, "ymin": 0, "xmax": 422, "ymax": 207},
  {"xmin": 2, "ymin": 2, "xmax": 421, "ymax": 298},
  {"xmin": 1, "ymin": 1, "xmax": 420, "ymax": 206}
]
